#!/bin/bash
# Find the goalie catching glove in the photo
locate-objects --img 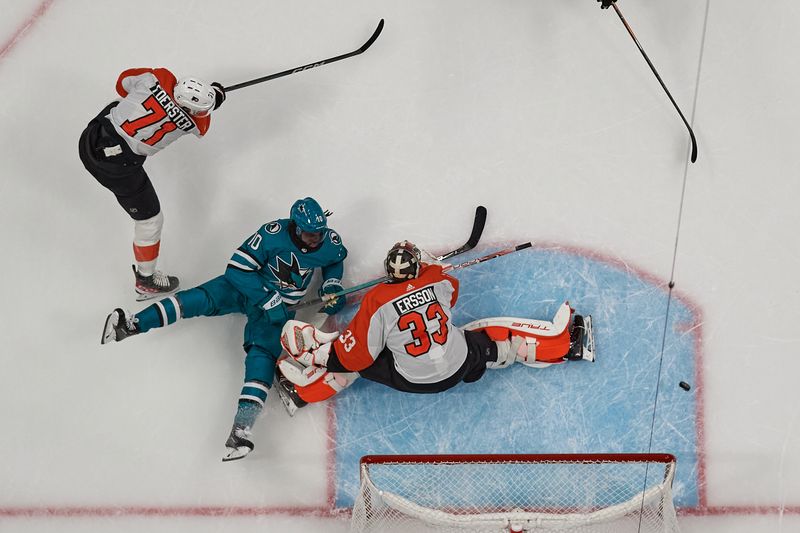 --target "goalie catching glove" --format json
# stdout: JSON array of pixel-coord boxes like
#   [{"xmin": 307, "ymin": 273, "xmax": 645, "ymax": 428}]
[{"xmin": 279, "ymin": 320, "xmax": 339, "ymax": 386}]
